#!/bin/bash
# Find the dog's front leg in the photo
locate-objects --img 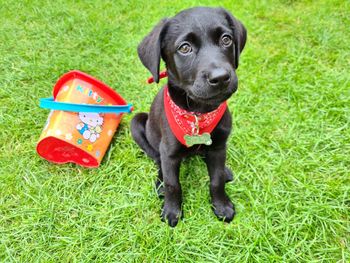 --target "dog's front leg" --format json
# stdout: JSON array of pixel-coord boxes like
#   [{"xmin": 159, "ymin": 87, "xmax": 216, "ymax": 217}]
[
  {"xmin": 205, "ymin": 148, "xmax": 235, "ymax": 222},
  {"xmin": 159, "ymin": 143, "xmax": 182, "ymax": 227}
]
